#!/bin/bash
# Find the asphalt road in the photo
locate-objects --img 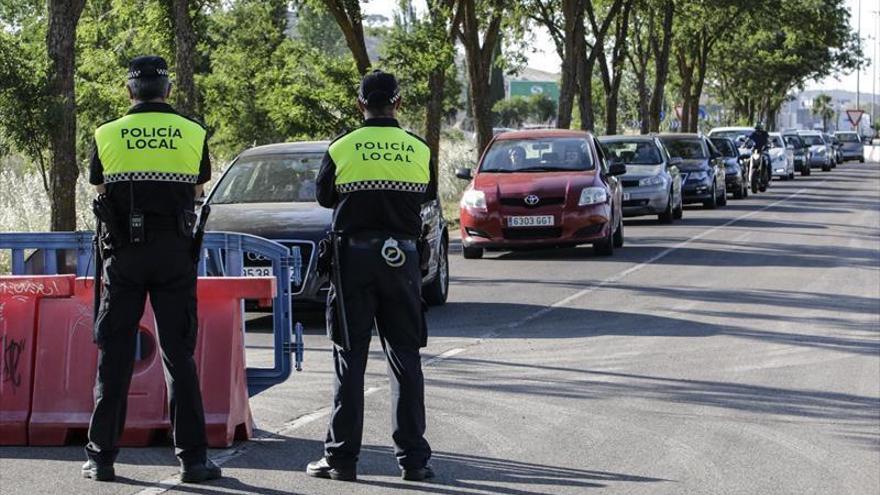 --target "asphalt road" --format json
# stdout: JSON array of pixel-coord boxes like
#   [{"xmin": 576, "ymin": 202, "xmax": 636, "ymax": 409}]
[{"xmin": 2, "ymin": 162, "xmax": 879, "ymax": 495}]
